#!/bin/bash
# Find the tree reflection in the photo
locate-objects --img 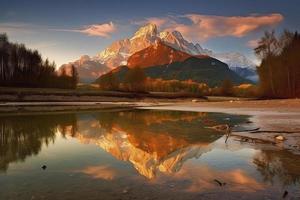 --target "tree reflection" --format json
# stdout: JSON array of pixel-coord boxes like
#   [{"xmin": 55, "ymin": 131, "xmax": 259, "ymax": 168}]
[
  {"xmin": 0, "ymin": 113, "xmax": 77, "ymax": 172},
  {"xmin": 253, "ymin": 150, "xmax": 300, "ymax": 186}
]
